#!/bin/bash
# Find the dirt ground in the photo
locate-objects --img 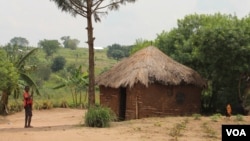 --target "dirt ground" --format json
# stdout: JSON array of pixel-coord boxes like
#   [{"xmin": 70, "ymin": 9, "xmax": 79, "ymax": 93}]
[{"xmin": 0, "ymin": 108, "xmax": 250, "ymax": 141}]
